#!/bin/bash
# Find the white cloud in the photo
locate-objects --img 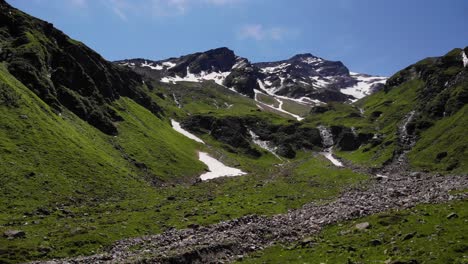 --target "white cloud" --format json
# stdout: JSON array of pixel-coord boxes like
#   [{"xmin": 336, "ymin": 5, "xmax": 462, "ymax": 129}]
[{"xmin": 238, "ymin": 24, "xmax": 299, "ymax": 41}]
